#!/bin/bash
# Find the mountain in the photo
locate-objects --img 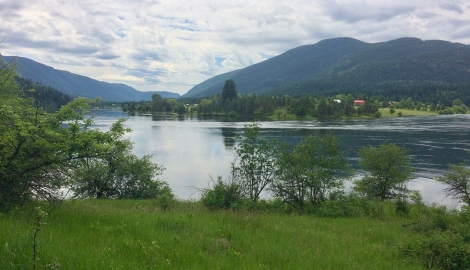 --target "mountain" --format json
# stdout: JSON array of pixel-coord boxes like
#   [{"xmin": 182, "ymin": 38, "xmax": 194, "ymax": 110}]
[
  {"xmin": 2, "ymin": 56, "xmax": 180, "ymax": 102},
  {"xmin": 183, "ymin": 37, "xmax": 470, "ymax": 98}
]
